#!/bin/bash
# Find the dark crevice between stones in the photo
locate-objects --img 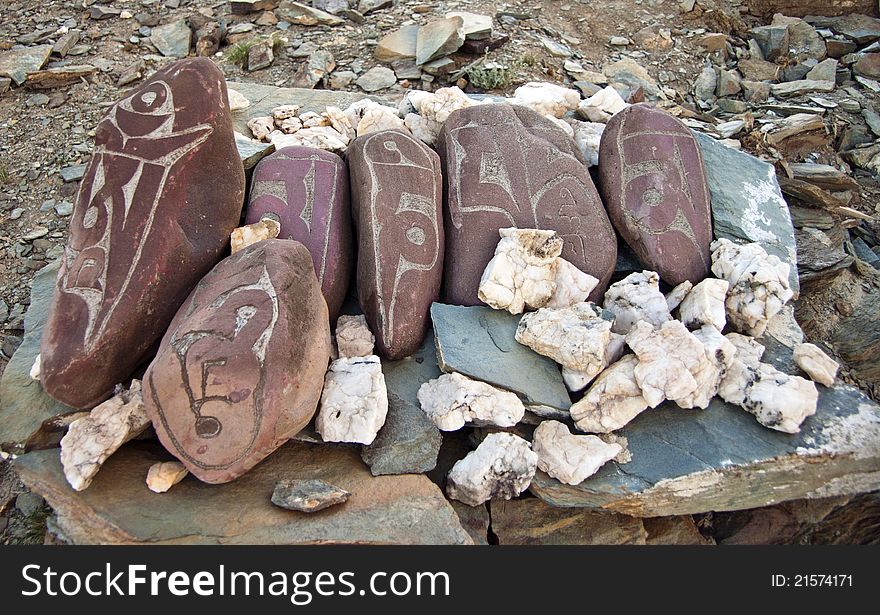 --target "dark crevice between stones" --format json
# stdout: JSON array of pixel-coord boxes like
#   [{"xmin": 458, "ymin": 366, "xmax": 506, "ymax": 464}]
[{"xmin": 486, "ymin": 501, "xmax": 499, "ymax": 545}]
